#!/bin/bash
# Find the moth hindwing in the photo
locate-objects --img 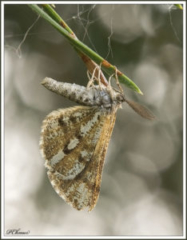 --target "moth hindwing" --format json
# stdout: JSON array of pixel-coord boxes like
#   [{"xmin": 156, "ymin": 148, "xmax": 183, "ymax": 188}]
[{"xmin": 40, "ymin": 78, "xmax": 124, "ymax": 211}]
